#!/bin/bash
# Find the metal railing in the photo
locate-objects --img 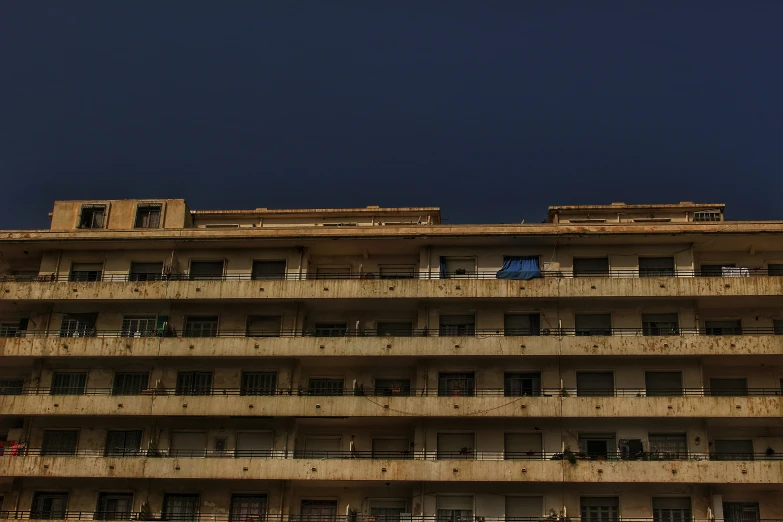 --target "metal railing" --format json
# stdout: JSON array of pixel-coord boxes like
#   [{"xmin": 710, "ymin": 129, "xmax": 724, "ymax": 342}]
[
  {"xmin": 1, "ymin": 267, "xmax": 780, "ymax": 283},
  {"xmin": 6, "ymin": 387, "xmax": 782, "ymax": 397},
  {"xmin": 0, "ymin": 511, "xmax": 778, "ymax": 522},
  {"xmin": 5, "ymin": 448, "xmax": 781, "ymax": 461},
  {"xmin": 4, "ymin": 327, "xmax": 782, "ymax": 339}
]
